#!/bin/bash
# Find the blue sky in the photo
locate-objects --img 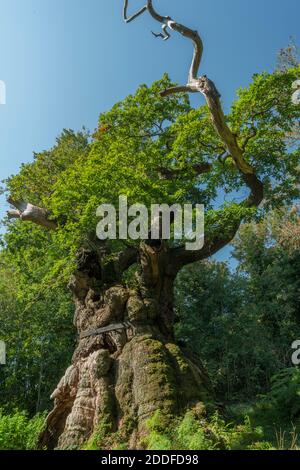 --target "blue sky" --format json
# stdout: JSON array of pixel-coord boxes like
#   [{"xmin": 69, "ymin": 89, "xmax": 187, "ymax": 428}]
[{"xmin": 0, "ymin": 0, "xmax": 299, "ymax": 261}]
